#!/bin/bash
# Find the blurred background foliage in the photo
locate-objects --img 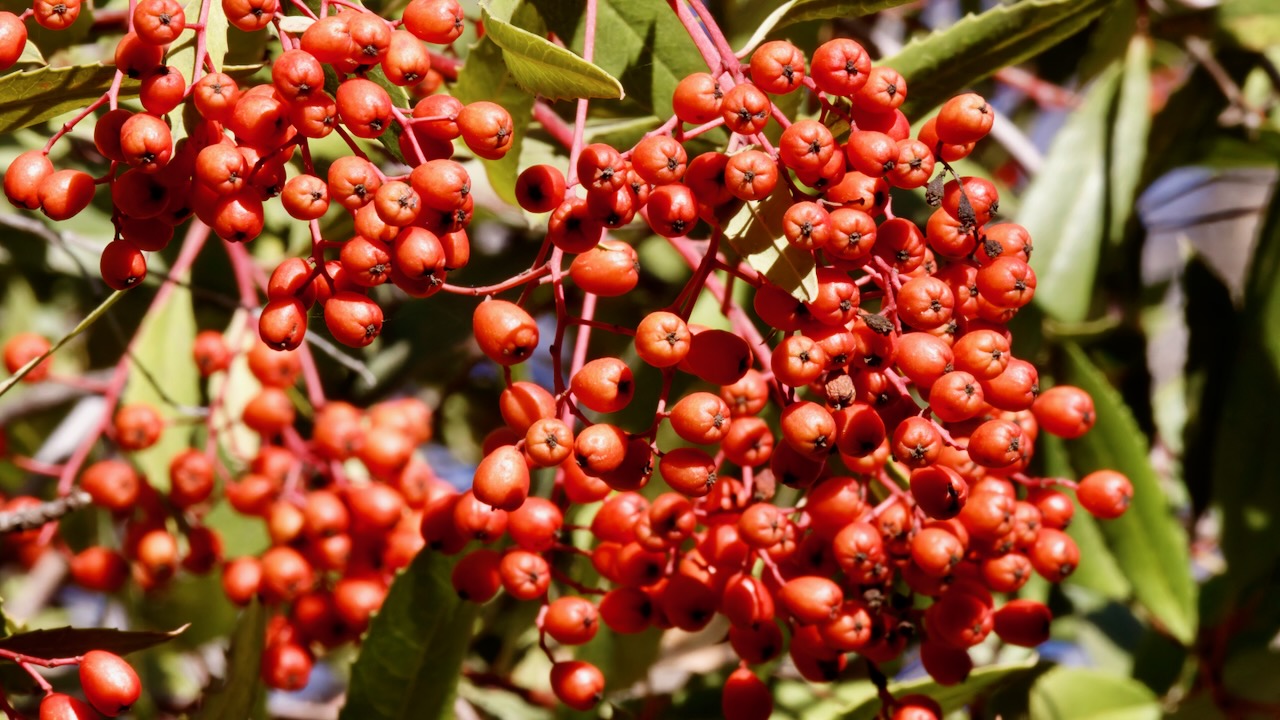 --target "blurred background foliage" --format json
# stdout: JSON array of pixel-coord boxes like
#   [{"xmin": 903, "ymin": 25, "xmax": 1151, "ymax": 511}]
[{"xmin": 1, "ymin": 0, "xmax": 1279, "ymax": 717}]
